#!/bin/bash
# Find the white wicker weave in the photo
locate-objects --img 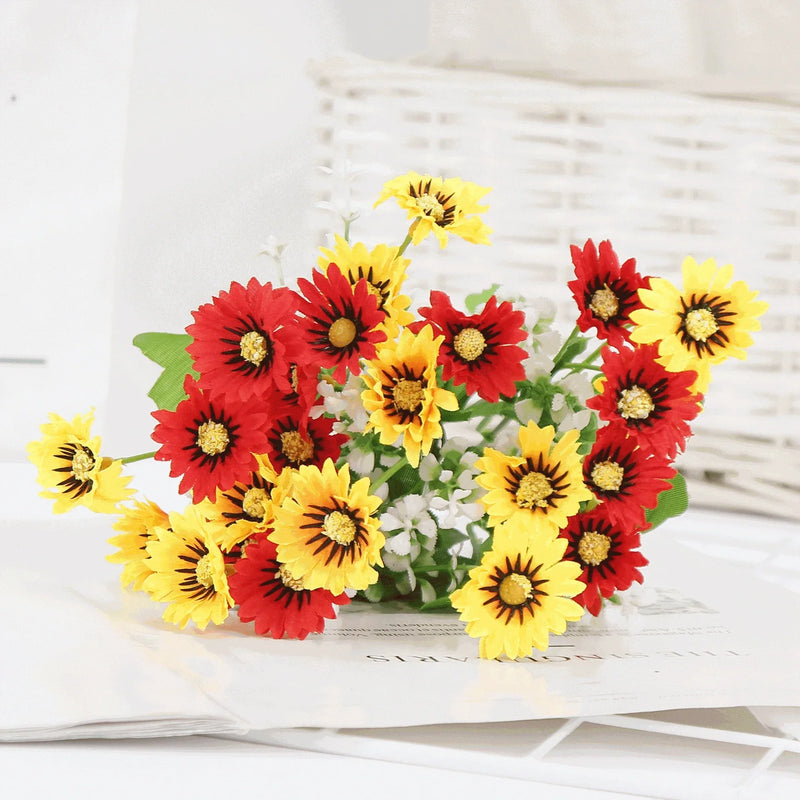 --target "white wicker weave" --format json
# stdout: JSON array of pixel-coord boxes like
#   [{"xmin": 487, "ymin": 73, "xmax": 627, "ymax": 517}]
[{"xmin": 309, "ymin": 55, "xmax": 800, "ymax": 520}]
